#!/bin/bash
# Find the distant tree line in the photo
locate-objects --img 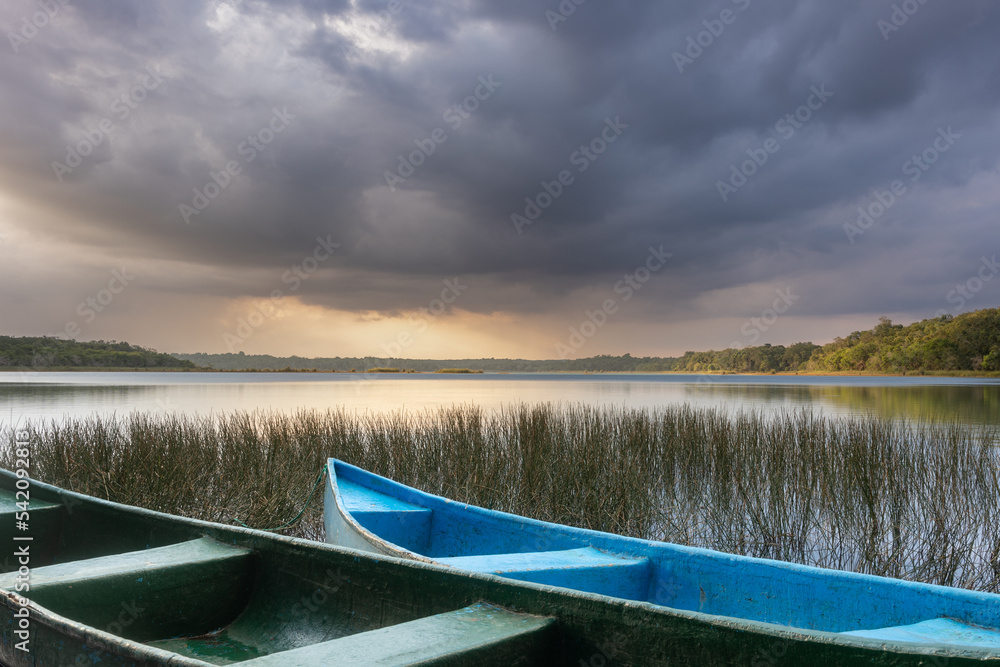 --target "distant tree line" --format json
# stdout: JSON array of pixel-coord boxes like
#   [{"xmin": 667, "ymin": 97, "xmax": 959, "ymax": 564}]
[
  {"xmin": 172, "ymin": 352, "xmax": 675, "ymax": 373},
  {"xmin": 6, "ymin": 307, "xmax": 999, "ymax": 374},
  {"xmin": 174, "ymin": 308, "xmax": 1000, "ymax": 374},
  {"xmin": 664, "ymin": 342, "xmax": 820, "ymax": 373},
  {"xmin": 171, "ymin": 345, "xmax": 832, "ymax": 374},
  {"xmin": 805, "ymin": 310, "xmax": 1000, "ymax": 372},
  {"xmin": 664, "ymin": 309, "xmax": 1000, "ymax": 373},
  {"xmin": 0, "ymin": 337, "xmax": 197, "ymax": 369}
]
